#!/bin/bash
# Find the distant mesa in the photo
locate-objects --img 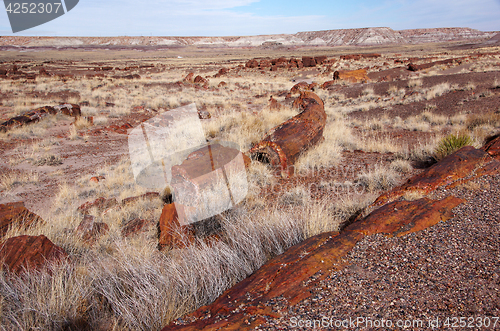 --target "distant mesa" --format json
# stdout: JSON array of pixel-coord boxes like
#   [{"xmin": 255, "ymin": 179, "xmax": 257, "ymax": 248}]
[{"xmin": 0, "ymin": 27, "xmax": 496, "ymax": 48}]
